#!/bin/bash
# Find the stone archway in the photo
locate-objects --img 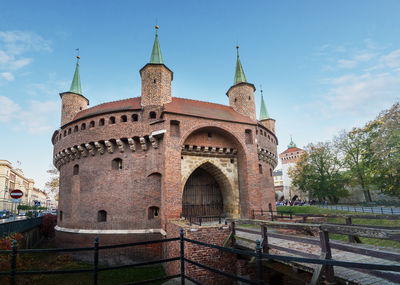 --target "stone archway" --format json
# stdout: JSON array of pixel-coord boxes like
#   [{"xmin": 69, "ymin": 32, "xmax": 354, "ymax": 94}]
[{"xmin": 182, "ymin": 160, "xmax": 239, "ymax": 218}]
